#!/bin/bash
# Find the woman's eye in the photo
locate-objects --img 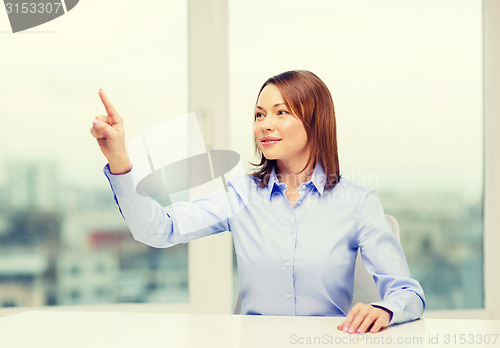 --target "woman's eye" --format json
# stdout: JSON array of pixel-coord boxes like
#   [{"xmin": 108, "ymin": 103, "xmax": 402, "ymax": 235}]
[
  {"xmin": 255, "ymin": 112, "xmax": 265, "ymax": 119},
  {"xmin": 277, "ymin": 110, "xmax": 289, "ymax": 115}
]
